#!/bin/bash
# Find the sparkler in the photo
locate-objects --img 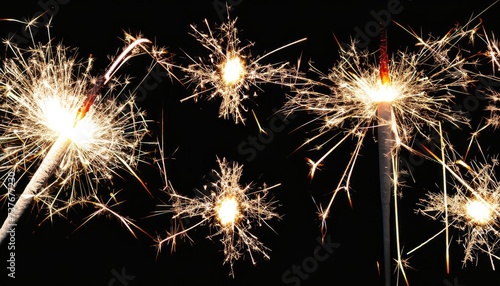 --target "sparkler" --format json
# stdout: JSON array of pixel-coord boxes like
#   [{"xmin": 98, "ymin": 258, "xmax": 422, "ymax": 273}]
[
  {"xmin": 414, "ymin": 145, "xmax": 500, "ymax": 270},
  {"xmin": 377, "ymin": 27, "xmax": 395, "ymax": 286},
  {"xmin": 180, "ymin": 13, "xmax": 306, "ymax": 124},
  {"xmin": 155, "ymin": 156, "xmax": 281, "ymax": 277},
  {"xmin": 281, "ymin": 16, "xmax": 481, "ymax": 285},
  {"xmin": 0, "ymin": 21, "xmax": 155, "ymax": 244}
]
